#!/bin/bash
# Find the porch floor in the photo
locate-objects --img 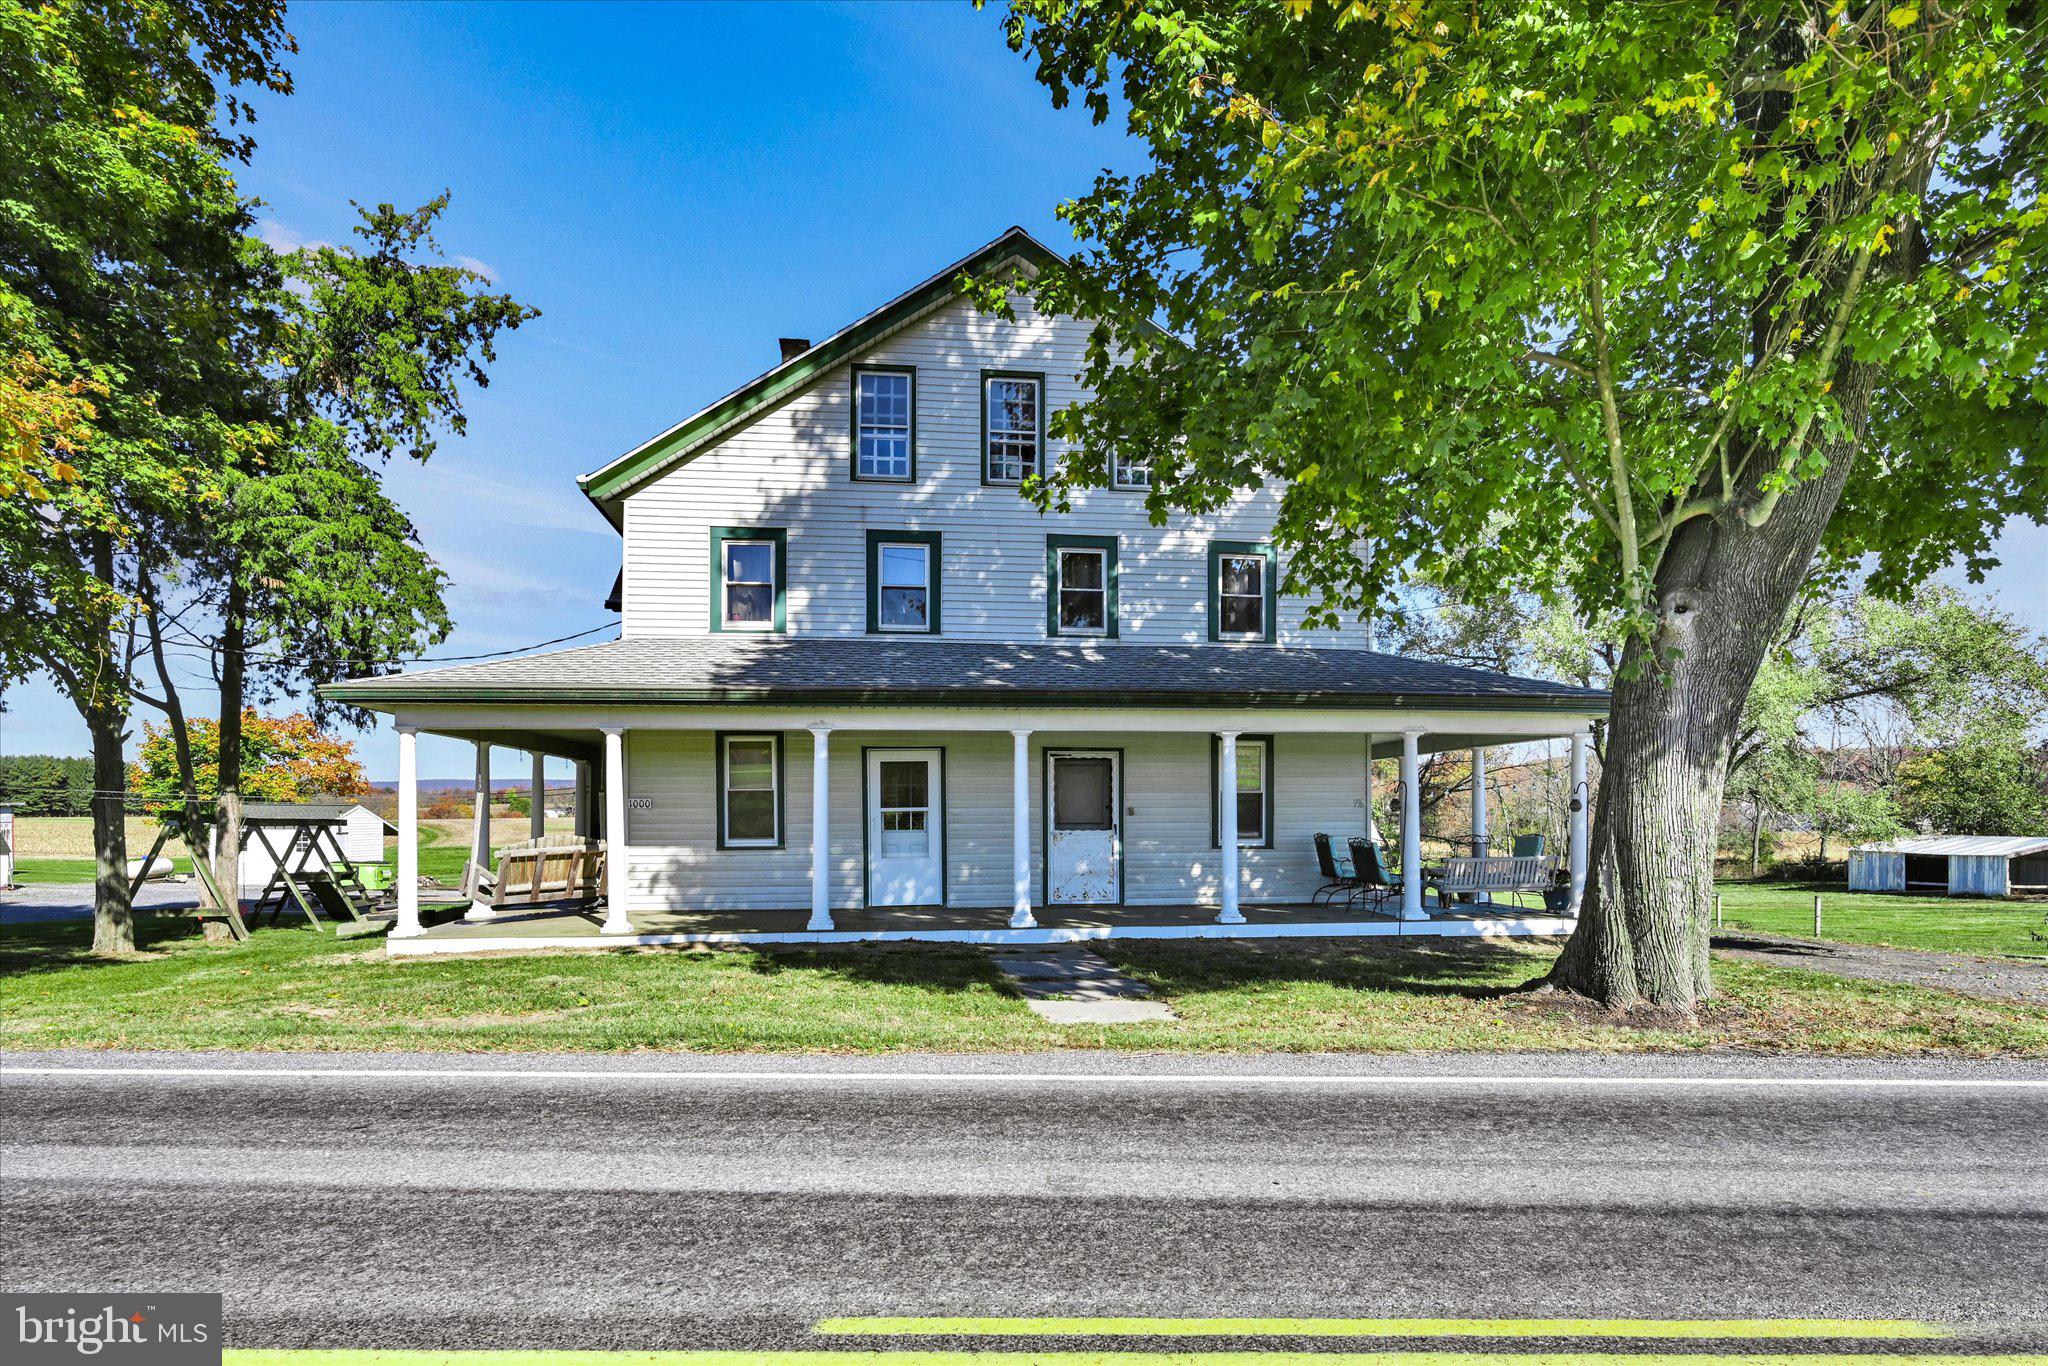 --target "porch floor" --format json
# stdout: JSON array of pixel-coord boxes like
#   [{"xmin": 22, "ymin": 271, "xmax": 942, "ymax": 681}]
[{"xmin": 388, "ymin": 897, "xmax": 1575, "ymax": 955}]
